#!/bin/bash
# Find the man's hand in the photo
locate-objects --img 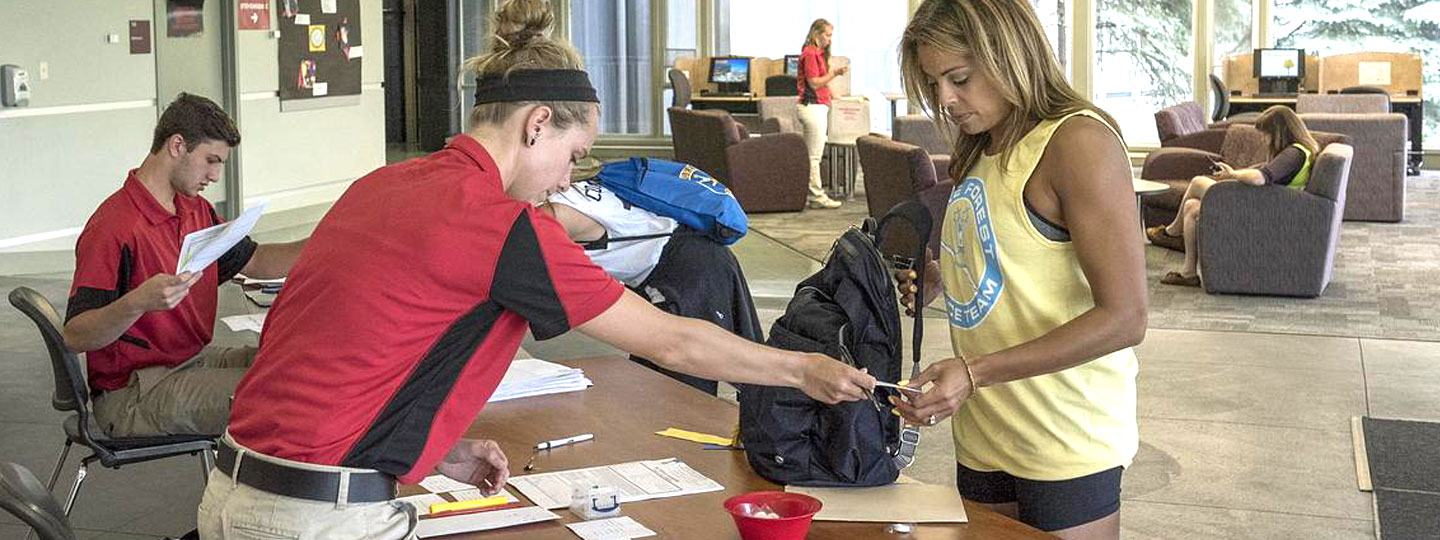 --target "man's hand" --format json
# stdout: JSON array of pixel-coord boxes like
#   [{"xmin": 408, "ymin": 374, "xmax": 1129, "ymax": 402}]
[
  {"xmin": 798, "ymin": 353, "xmax": 875, "ymax": 404},
  {"xmin": 125, "ymin": 272, "xmax": 201, "ymax": 312},
  {"xmin": 436, "ymin": 439, "xmax": 509, "ymax": 496}
]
